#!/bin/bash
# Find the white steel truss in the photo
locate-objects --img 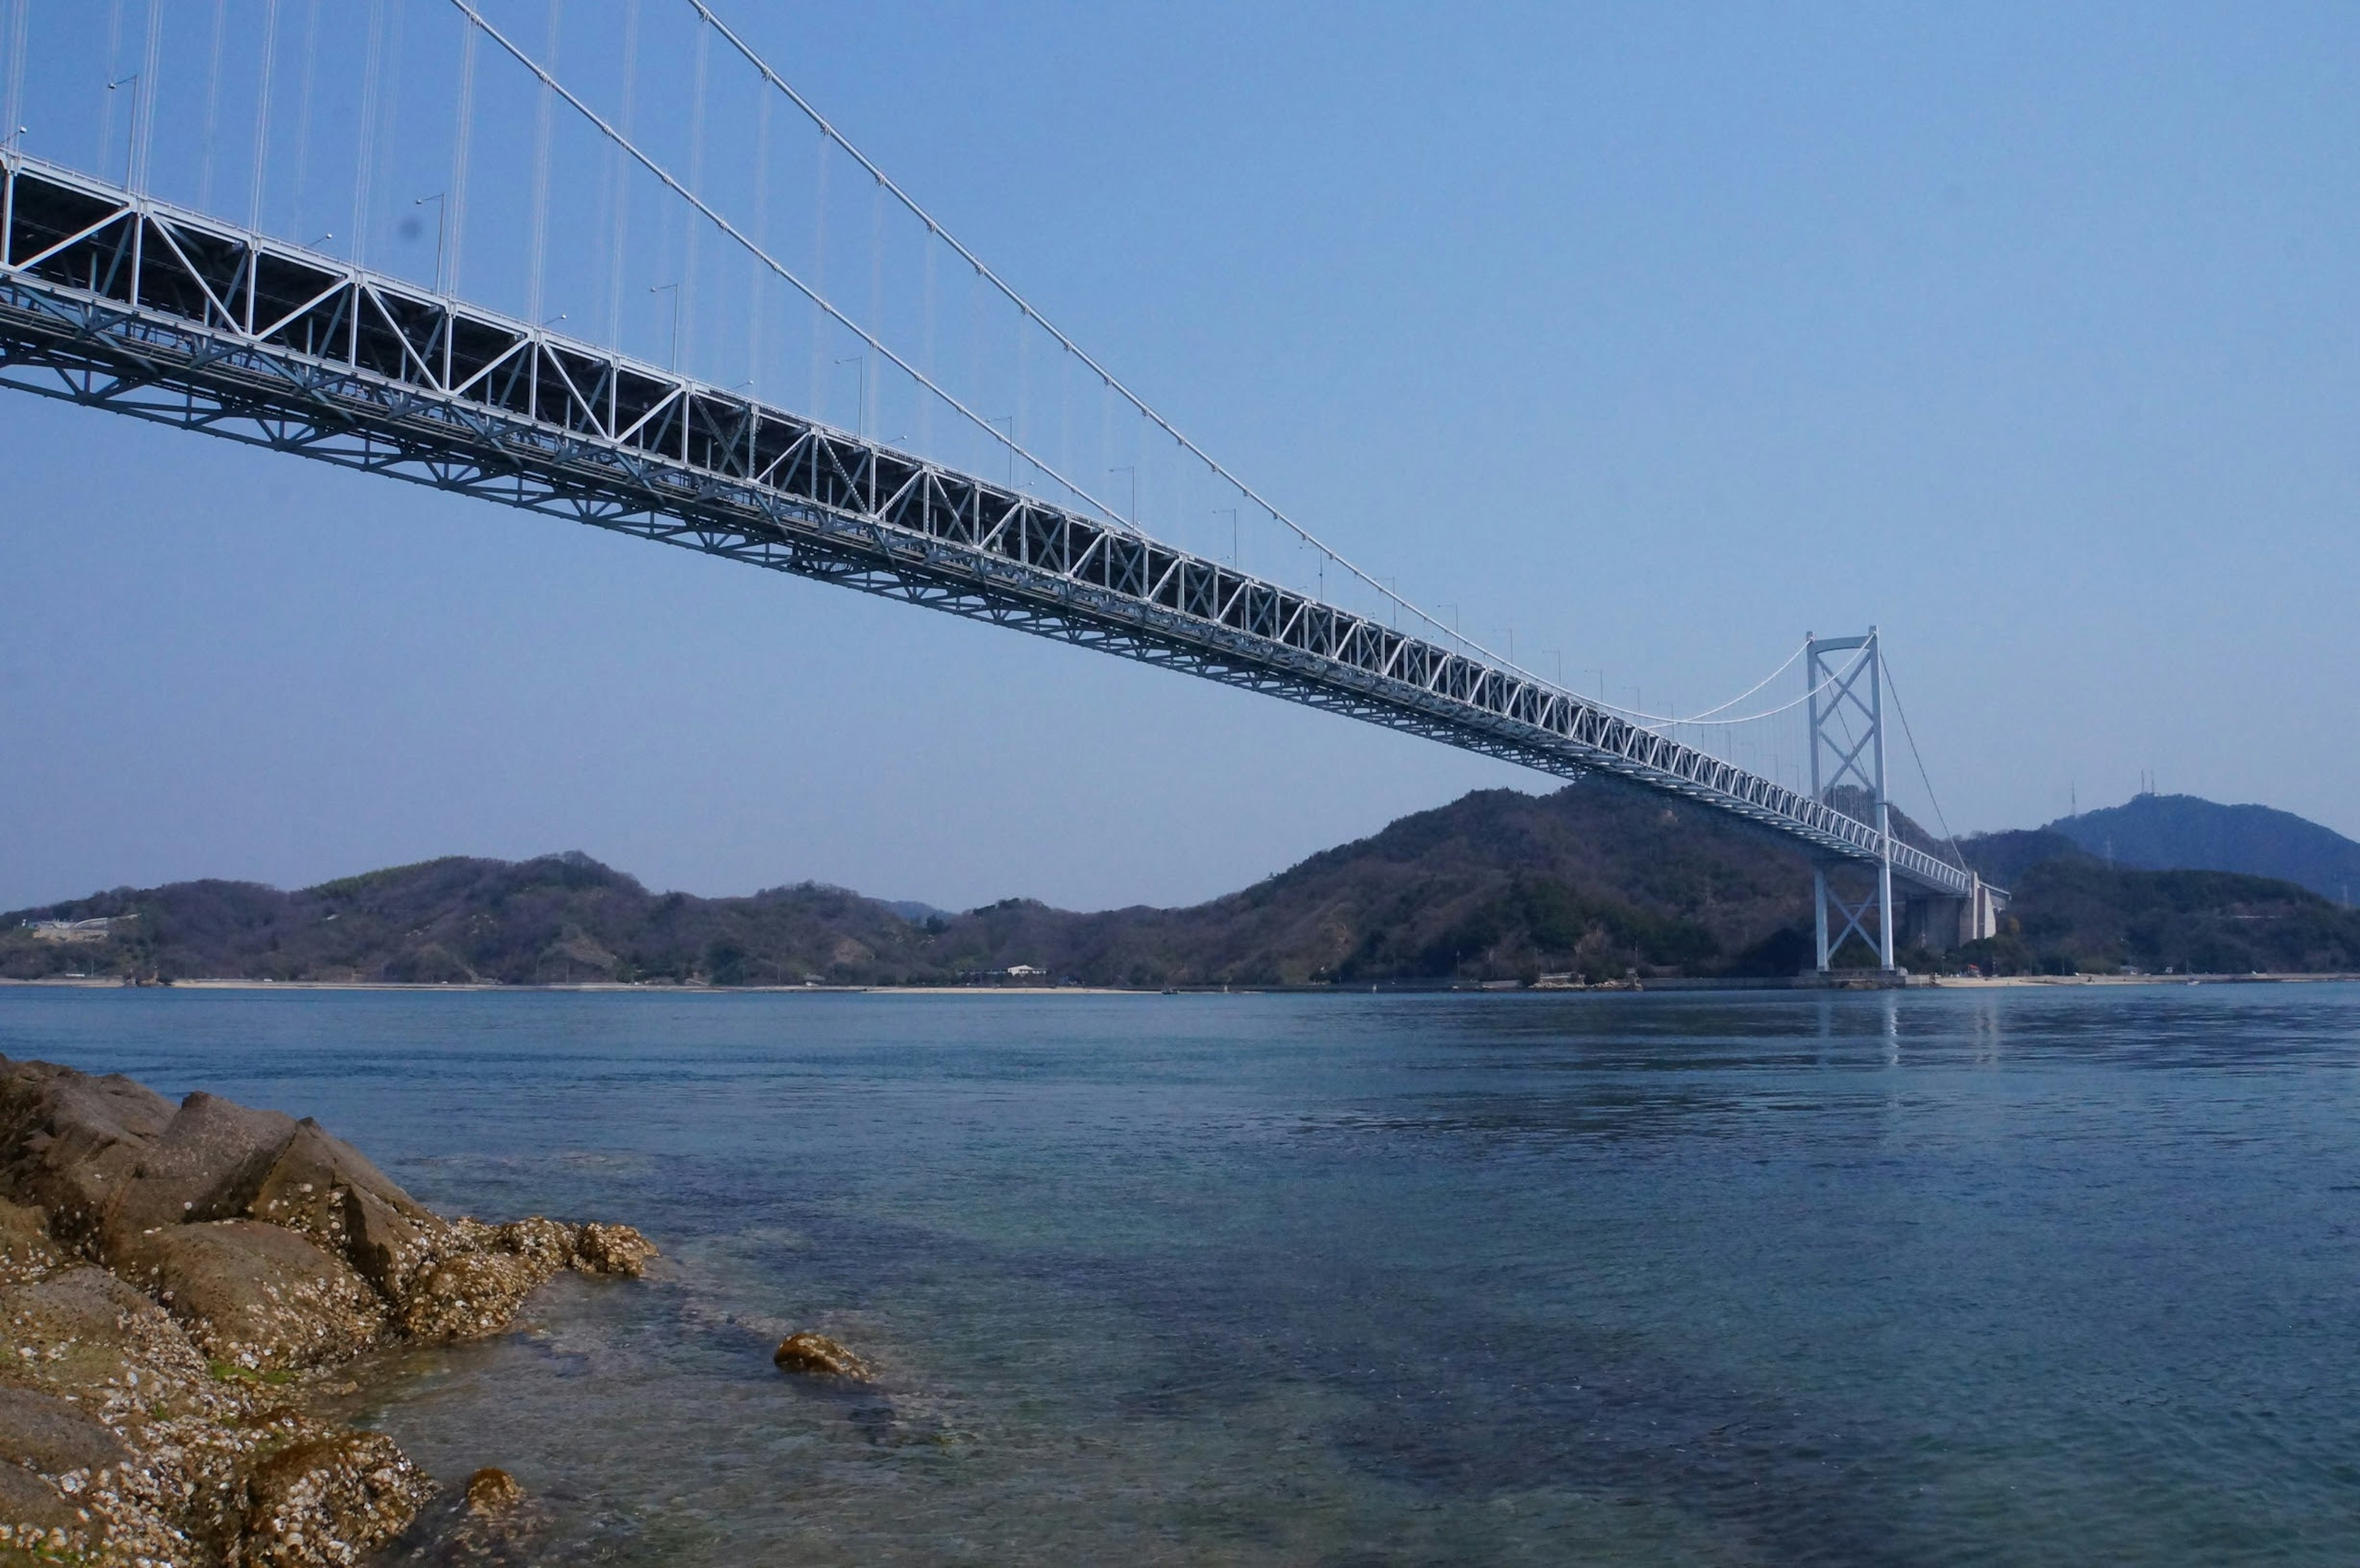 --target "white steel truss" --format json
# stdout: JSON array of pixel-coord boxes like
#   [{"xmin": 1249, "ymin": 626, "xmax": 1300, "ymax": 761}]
[{"xmin": 0, "ymin": 152, "xmax": 1983, "ymax": 900}]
